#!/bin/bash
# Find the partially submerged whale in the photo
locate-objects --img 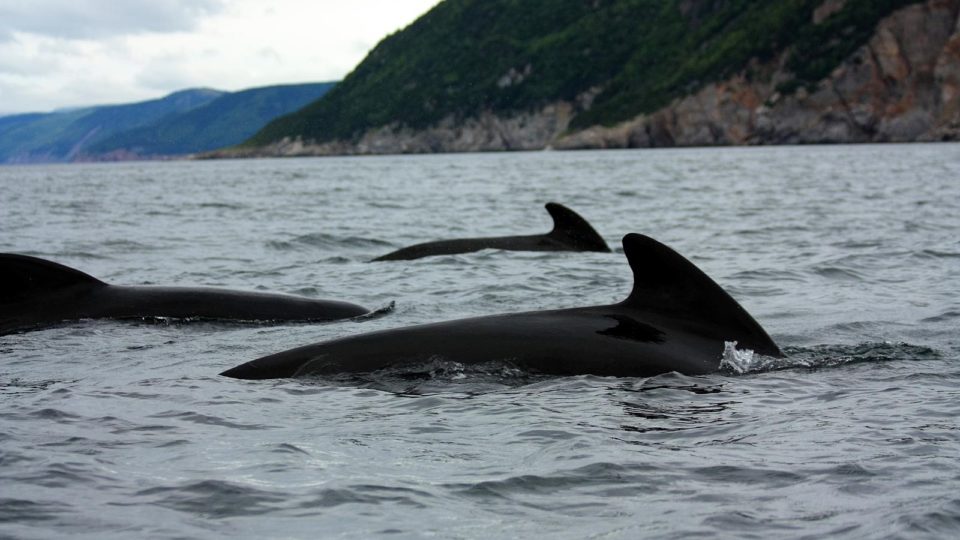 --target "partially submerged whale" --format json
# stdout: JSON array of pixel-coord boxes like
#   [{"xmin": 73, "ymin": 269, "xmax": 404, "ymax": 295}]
[
  {"xmin": 371, "ymin": 202, "xmax": 610, "ymax": 261},
  {"xmin": 0, "ymin": 254, "xmax": 370, "ymax": 335},
  {"xmin": 222, "ymin": 234, "xmax": 782, "ymax": 380}
]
